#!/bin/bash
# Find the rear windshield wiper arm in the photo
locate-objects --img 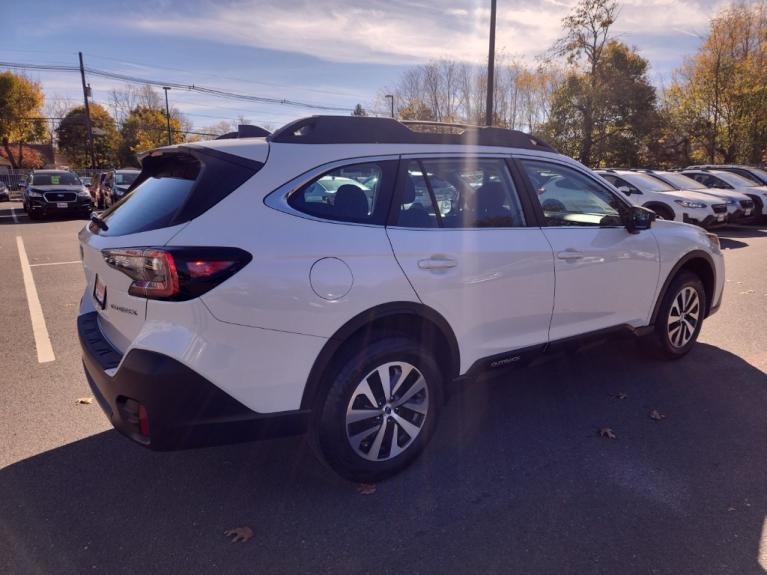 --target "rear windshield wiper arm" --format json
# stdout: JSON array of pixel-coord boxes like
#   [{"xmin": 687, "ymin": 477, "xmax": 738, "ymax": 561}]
[{"xmin": 90, "ymin": 213, "xmax": 109, "ymax": 231}]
